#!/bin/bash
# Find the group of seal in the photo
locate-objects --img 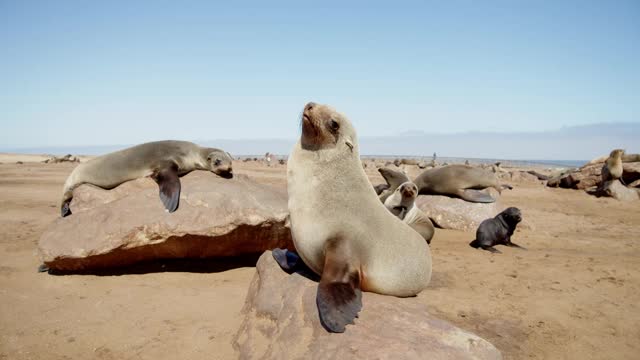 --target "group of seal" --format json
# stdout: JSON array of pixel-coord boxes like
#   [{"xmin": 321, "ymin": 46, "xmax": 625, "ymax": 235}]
[
  {"xmin": 59, "ymin": 140, "xmax": 233, "ymax": 217},
  {"xmin": 284, "ymin": 102, "xmax": 432, "ymax": 332},
  {"xmin": 376, "ymin": 164, "xmax": 510, "ymax": 203},
  {"xmin": 56, "ymin": 101, "xmax": 526, "ymax": 335}
]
